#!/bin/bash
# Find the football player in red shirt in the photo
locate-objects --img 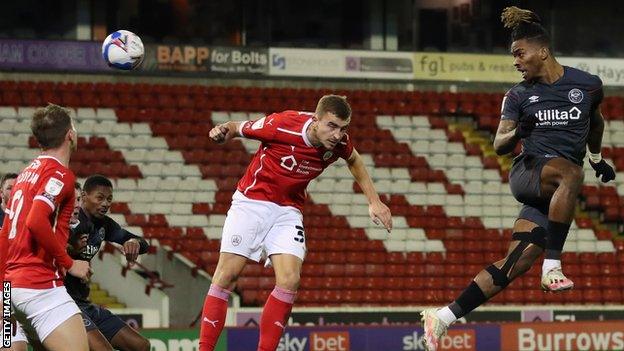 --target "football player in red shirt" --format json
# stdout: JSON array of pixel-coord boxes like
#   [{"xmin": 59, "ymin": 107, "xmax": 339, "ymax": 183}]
[
  {"xmin": 0, "ymin": 104, "xmax": 90, "ymax": 351},
  {"xmin": 199, "ymin": 95, "xmax": 392, "ymax": 351}
]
